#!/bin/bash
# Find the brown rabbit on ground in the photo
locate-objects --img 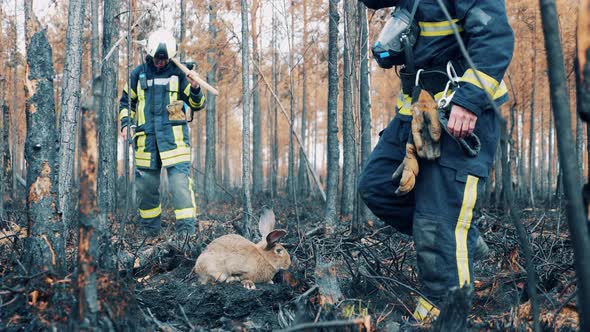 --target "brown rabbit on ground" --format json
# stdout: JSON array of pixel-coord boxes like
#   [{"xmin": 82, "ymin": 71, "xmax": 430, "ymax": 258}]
[{"xmin": 194, "ymin": 209, "xmax": 291, "ymax": 289}]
